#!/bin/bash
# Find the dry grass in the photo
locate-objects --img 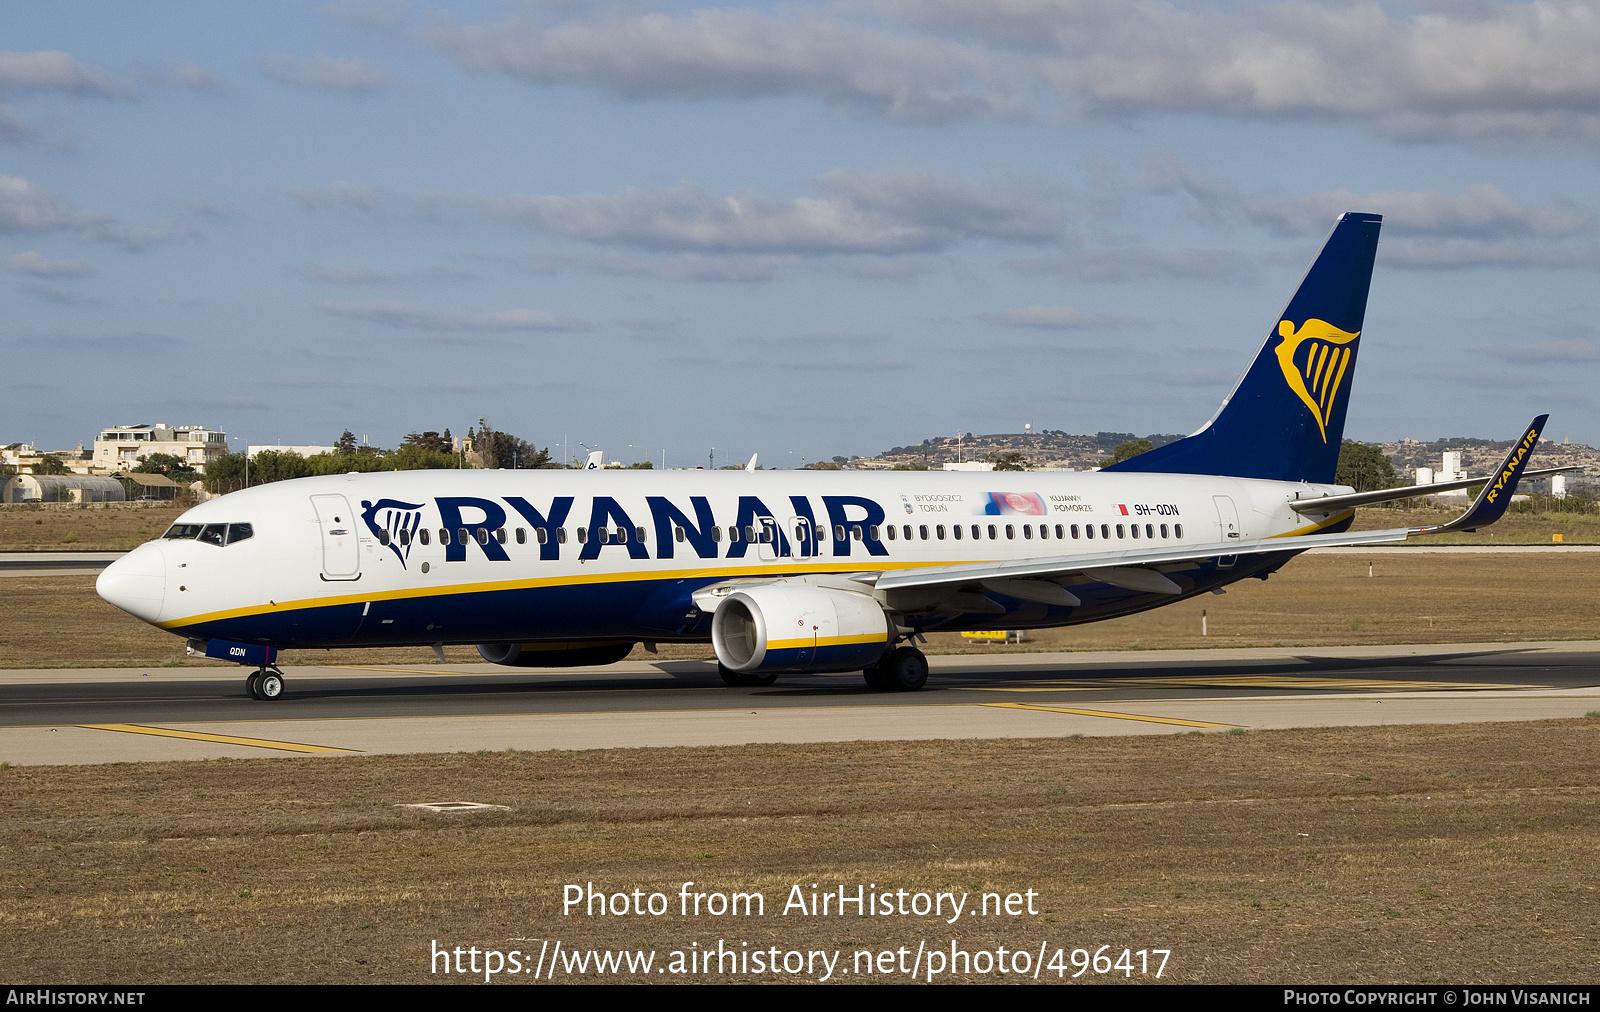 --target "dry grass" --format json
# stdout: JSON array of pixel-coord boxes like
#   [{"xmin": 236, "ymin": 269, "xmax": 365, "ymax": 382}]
[
  {"xmin": 0, "ymin": 502, "xmax": 187, "ymax": 551},
  {"xmin": 8, "ymin": 551, "xmax": 1599, "ymax": 669},
  {"xmin": 1, "ymin": 720, "xmax": 1596, "ymax": 983}
]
